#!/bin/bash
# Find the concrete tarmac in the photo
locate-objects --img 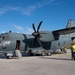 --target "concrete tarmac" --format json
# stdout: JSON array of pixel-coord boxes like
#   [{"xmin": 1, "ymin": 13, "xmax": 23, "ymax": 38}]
[{"xmin": 0, "ymin": 51, "xmax": 75, "ymax": 75}]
